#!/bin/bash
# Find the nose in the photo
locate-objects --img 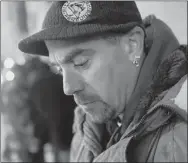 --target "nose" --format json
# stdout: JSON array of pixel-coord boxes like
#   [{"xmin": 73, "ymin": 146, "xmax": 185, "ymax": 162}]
[{"xmin": 63, "ymin": 69, "xmax": 84, "ymax": 95}]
